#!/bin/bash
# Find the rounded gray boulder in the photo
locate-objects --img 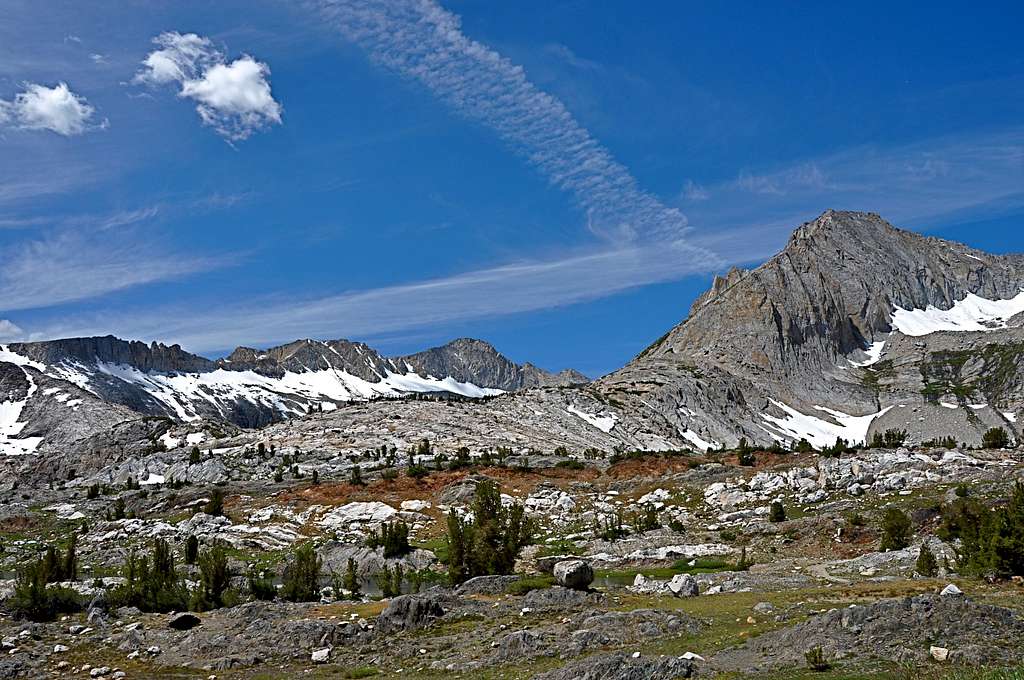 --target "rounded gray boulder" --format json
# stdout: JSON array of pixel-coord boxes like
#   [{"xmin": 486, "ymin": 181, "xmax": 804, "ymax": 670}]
[{"xmin": 553, "ymin": 559, "xmax": 594, "ymax": 591}]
